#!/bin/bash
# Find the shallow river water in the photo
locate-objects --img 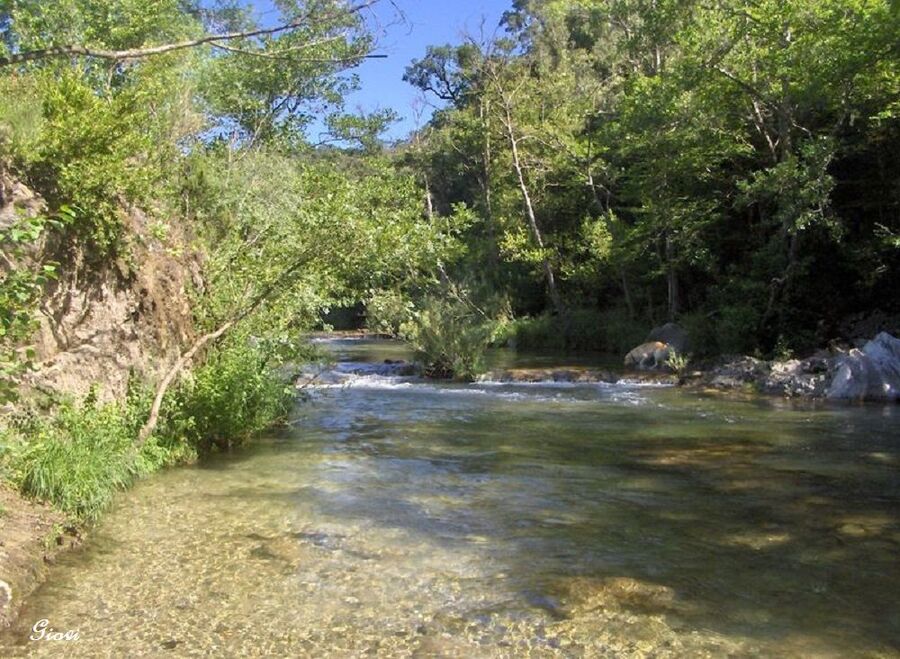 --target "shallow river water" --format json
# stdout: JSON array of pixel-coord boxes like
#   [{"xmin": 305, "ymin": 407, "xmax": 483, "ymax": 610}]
[{"xmin": 2, "ymin": 338, "xmax": 899, "ymax": 657}]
